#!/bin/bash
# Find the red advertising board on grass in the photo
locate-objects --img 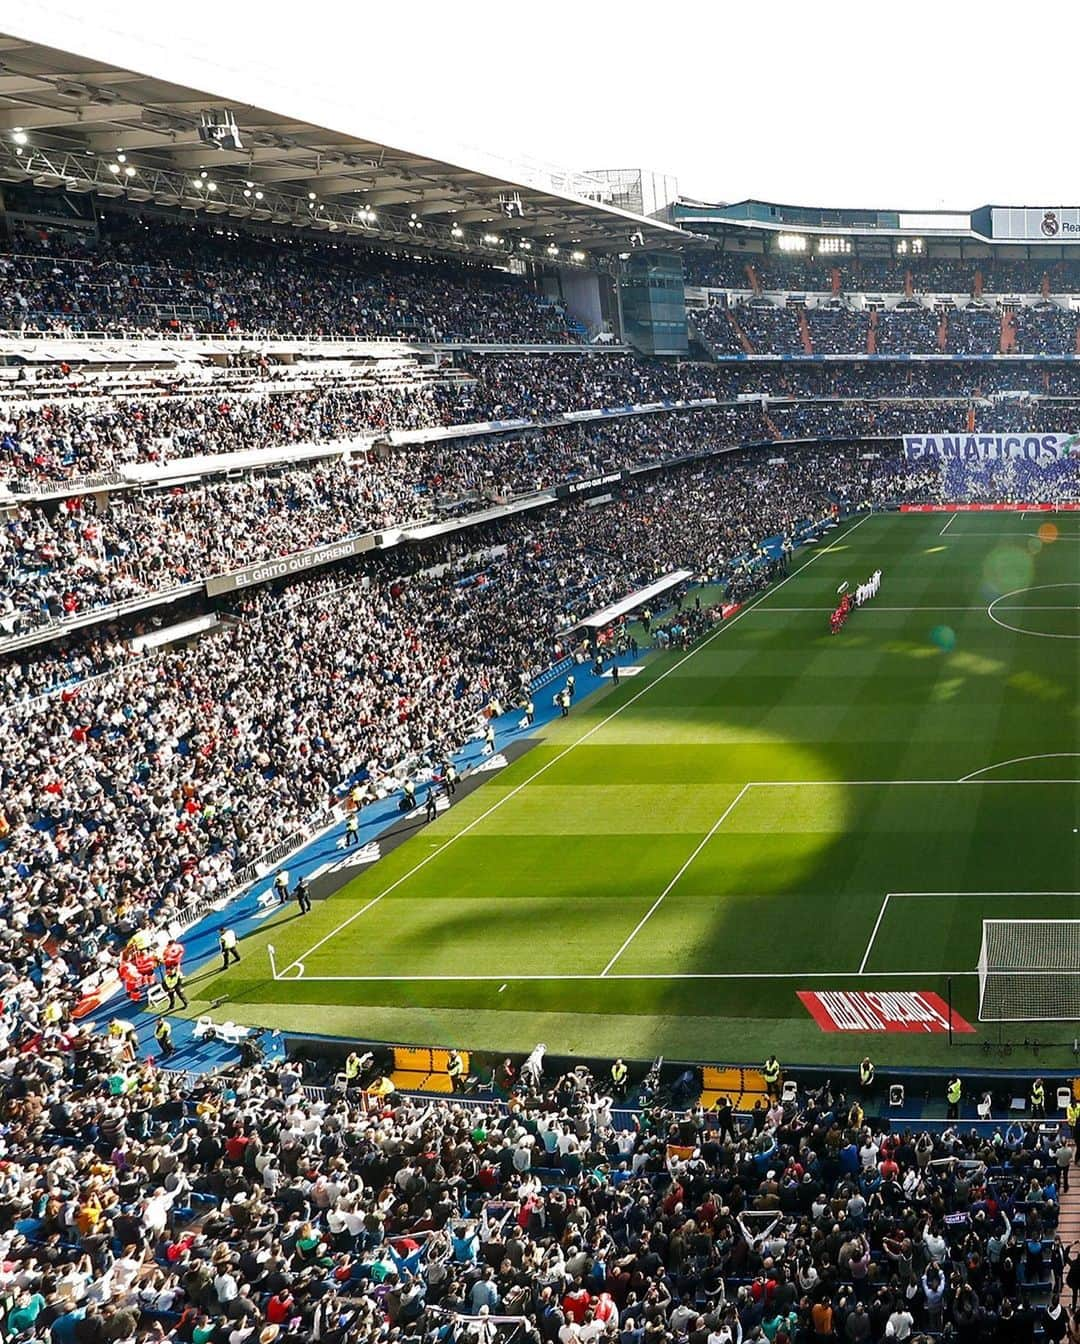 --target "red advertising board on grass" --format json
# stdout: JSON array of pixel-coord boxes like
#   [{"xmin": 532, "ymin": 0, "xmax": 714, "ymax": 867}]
[{"xmin": 797, "ymin": 989, "xmax": 975, "ymax": 1033}]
